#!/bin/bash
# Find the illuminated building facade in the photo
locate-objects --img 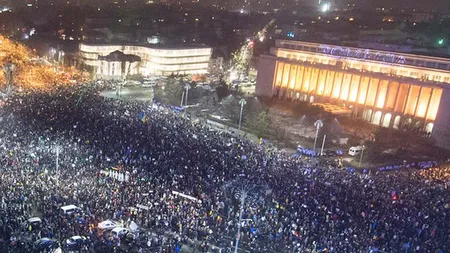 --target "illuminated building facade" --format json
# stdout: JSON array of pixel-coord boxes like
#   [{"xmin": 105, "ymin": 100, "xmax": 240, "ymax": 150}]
[
  {"xmin": 256, "ymin": 40, "xmax": 450, "ymax": 148},
  {"xmin": 79, "ymin": 43, "xmax": 212, "ymax": 77}
]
